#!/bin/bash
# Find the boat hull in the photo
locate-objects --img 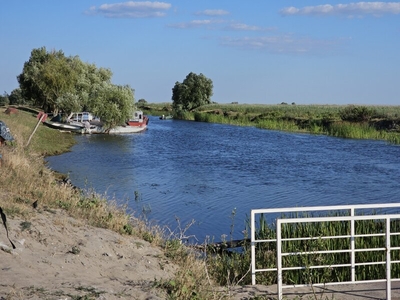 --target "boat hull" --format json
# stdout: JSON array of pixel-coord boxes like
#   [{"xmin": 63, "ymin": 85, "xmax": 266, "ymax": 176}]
[
  {"xmin": 108, "ymin": 124, "xmax": 147, "ymax": 134},
  {"xmin": 43, "ymin": 120, "xmax": 84, "ymax": 133}
]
